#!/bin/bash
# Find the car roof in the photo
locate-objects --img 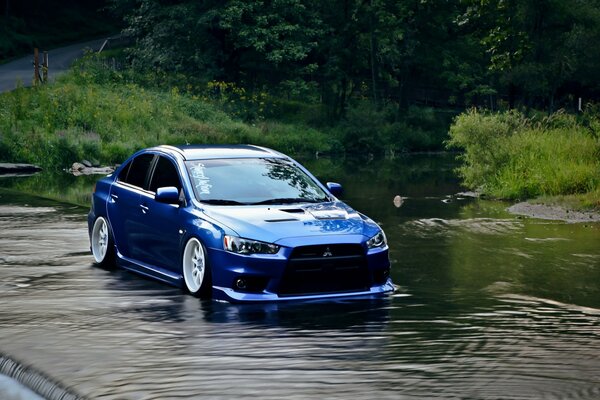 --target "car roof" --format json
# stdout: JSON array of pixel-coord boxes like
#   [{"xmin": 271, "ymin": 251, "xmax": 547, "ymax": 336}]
[{"xmin": 150, "ymin": 144, "xmax": 286, "ymax": 161}]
